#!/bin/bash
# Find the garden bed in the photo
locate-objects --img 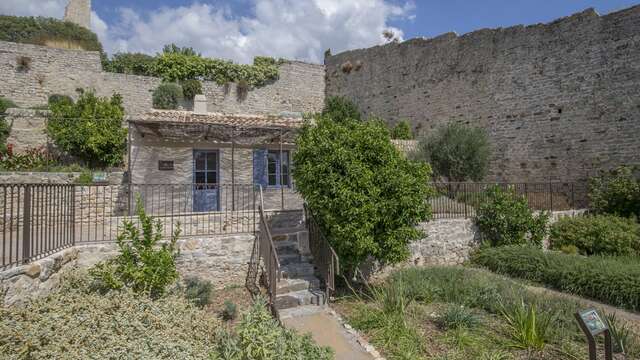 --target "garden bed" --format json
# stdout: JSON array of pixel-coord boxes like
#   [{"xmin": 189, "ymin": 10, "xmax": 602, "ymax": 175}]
[{"xmin": 333, "ymin": 266, "xmax": 640, "ymax": 360}]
